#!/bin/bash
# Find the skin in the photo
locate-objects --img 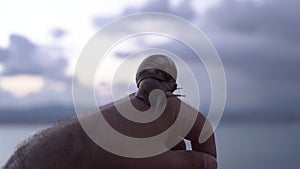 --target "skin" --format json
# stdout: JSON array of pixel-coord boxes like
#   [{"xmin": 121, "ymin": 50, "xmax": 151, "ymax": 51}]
[{"xmin": 4, "ymin": 94, "xmax": 217, "ymax": 169}]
